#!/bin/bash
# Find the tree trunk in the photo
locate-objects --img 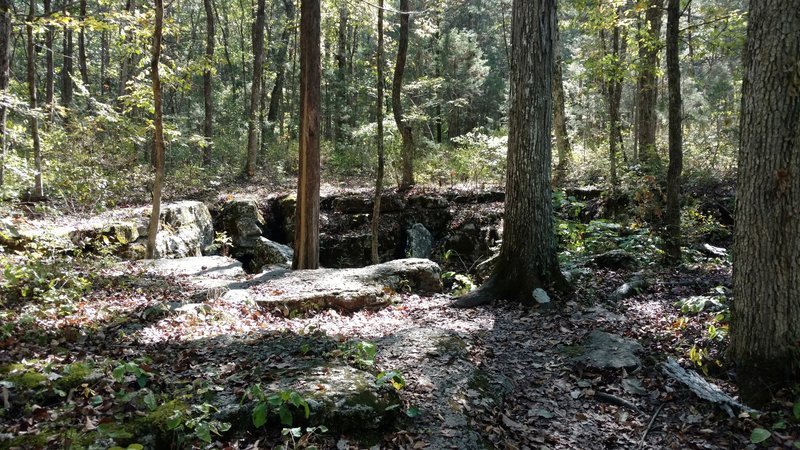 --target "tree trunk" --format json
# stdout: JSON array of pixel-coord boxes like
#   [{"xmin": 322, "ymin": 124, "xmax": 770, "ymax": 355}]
[
  {"xmin": 146, "ymin": 0, "xmax": 165, "ymax": 260},
  {"xmin": 202, "ymin": 0, "xmax": 214, "ymax": 166},
  {"xmin": 336, "ymin": 5, "xmax": 348, "ymax": 142},
  {"xmin": 78, "ymin": 0, "xmax": 89, "ymax": 87},
  {"xmin": 371, "ymin": 0, "xmax": 385, "ymax": 265},
  {"xmin": 118, "ymin": 0, "xmax": 135, "ymax": 102},
  {"xmin": 62, "ymin": 26, "xmax": 74, "ymax": 110},
  {"xmin": 100, "ymin": 29, "xmax": 108, "ymax": 96},
  {"xmin": 0, "ymin": 0, "xmax": 10, "ymax": 187},
  {"xmin": 454, "ymin": 0, "xmax": 567, "ymax": 308},
  {"xmin": 292, "ymin": 0, "xmax": 321, "ymax": 270},
  {"xmin": 663, "ymin": 0, "xmax": 682, "ymax": 263},
  {"xmin": 731, "ymin": 0, "xmax": 800, "ymax": 407},
  {"xmin": 28, "ymin": 0, "xmax": 44, "ymax": 198},
  {"xmin": 635, "ymin": 0, "xmax": 663, "ymax": 168},
  {"xmin": 552, "ymin": 17, "xmax": 571, "ymax": 187},
  {"xmin": 245, "ymin": 0, "xmax": 266, "ymax": 177},
  {"xmin": 392, "ymin": 0, "xmax": 414, "ymax": 190},
  {"xmin": 267, "ymin": 0, "xmax": 295, "ymax": 128},
  {"xmin": 44, "ymin": 0, "xmax": 55, "ymax": 120},
  {"xmin": 607, "ymin": 10, "xmax": 625, "ymax": 192}
]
